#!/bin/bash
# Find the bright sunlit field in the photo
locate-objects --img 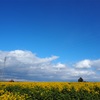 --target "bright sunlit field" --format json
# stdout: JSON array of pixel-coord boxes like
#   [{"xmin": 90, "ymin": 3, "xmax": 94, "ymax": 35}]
[{"xmin": 0, "ymin": 82, "xmax": 100, "ymax": 100}]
